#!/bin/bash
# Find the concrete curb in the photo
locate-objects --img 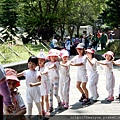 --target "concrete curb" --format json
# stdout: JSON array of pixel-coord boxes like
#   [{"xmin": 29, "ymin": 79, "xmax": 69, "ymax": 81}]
[{"xmin": 3, "ymin": 60, "xmax": 28, "ymax": 72}]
